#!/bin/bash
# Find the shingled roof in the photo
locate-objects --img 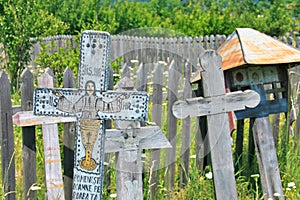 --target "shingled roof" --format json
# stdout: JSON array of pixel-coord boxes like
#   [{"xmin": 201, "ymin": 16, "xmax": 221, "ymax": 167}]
[
  {"xmin": 217, "ymin": 28, "xmax": 300, "ymax": 70},
  {"xmin": 190, "ymin": 28, "xmax": 300, "ymax": 83}
]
